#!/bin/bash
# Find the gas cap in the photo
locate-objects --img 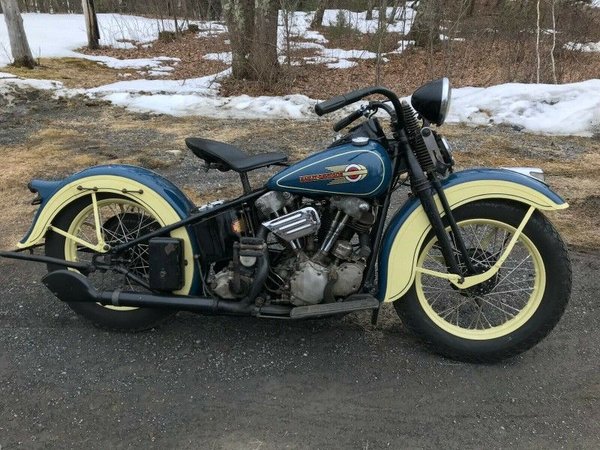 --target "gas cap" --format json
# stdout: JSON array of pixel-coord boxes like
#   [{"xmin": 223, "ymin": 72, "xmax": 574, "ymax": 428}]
[{"xmin": 351, "ymin": 136, "xmax": 369, "ymax": 146}]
